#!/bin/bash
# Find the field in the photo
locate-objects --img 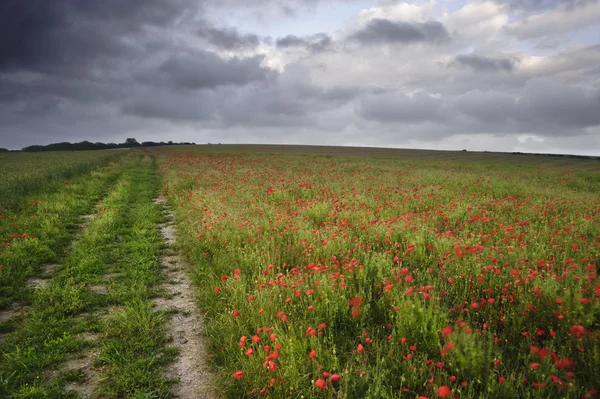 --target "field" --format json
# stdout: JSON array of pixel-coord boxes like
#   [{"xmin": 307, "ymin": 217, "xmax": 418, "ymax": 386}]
[
  {"xmin": 0, "ymin": 150, "xmax": 126, "ymax": 208},
  {"xmin": 0, "ymin": 145, "xmax": 599, "ymax": 398}
]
